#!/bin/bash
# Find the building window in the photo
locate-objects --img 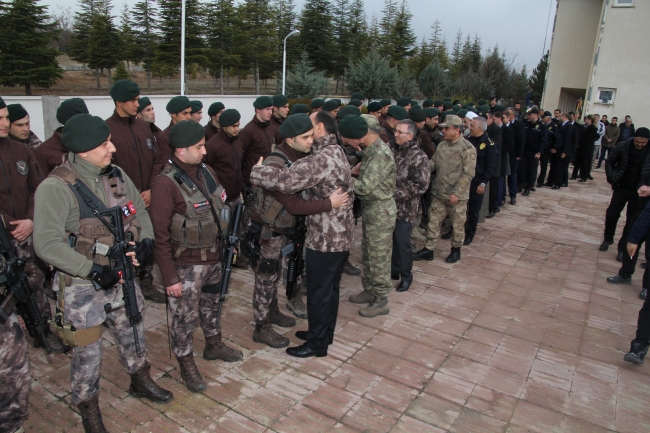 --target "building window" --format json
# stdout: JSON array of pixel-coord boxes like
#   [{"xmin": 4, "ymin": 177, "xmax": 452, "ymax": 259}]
[
  {"xmin": 598, "ymin": 88, "xmax": 616, "ymax": 104},
  {"xmin": 613, "ymin": 0, "xmax": 634, "ymax": 7}
]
